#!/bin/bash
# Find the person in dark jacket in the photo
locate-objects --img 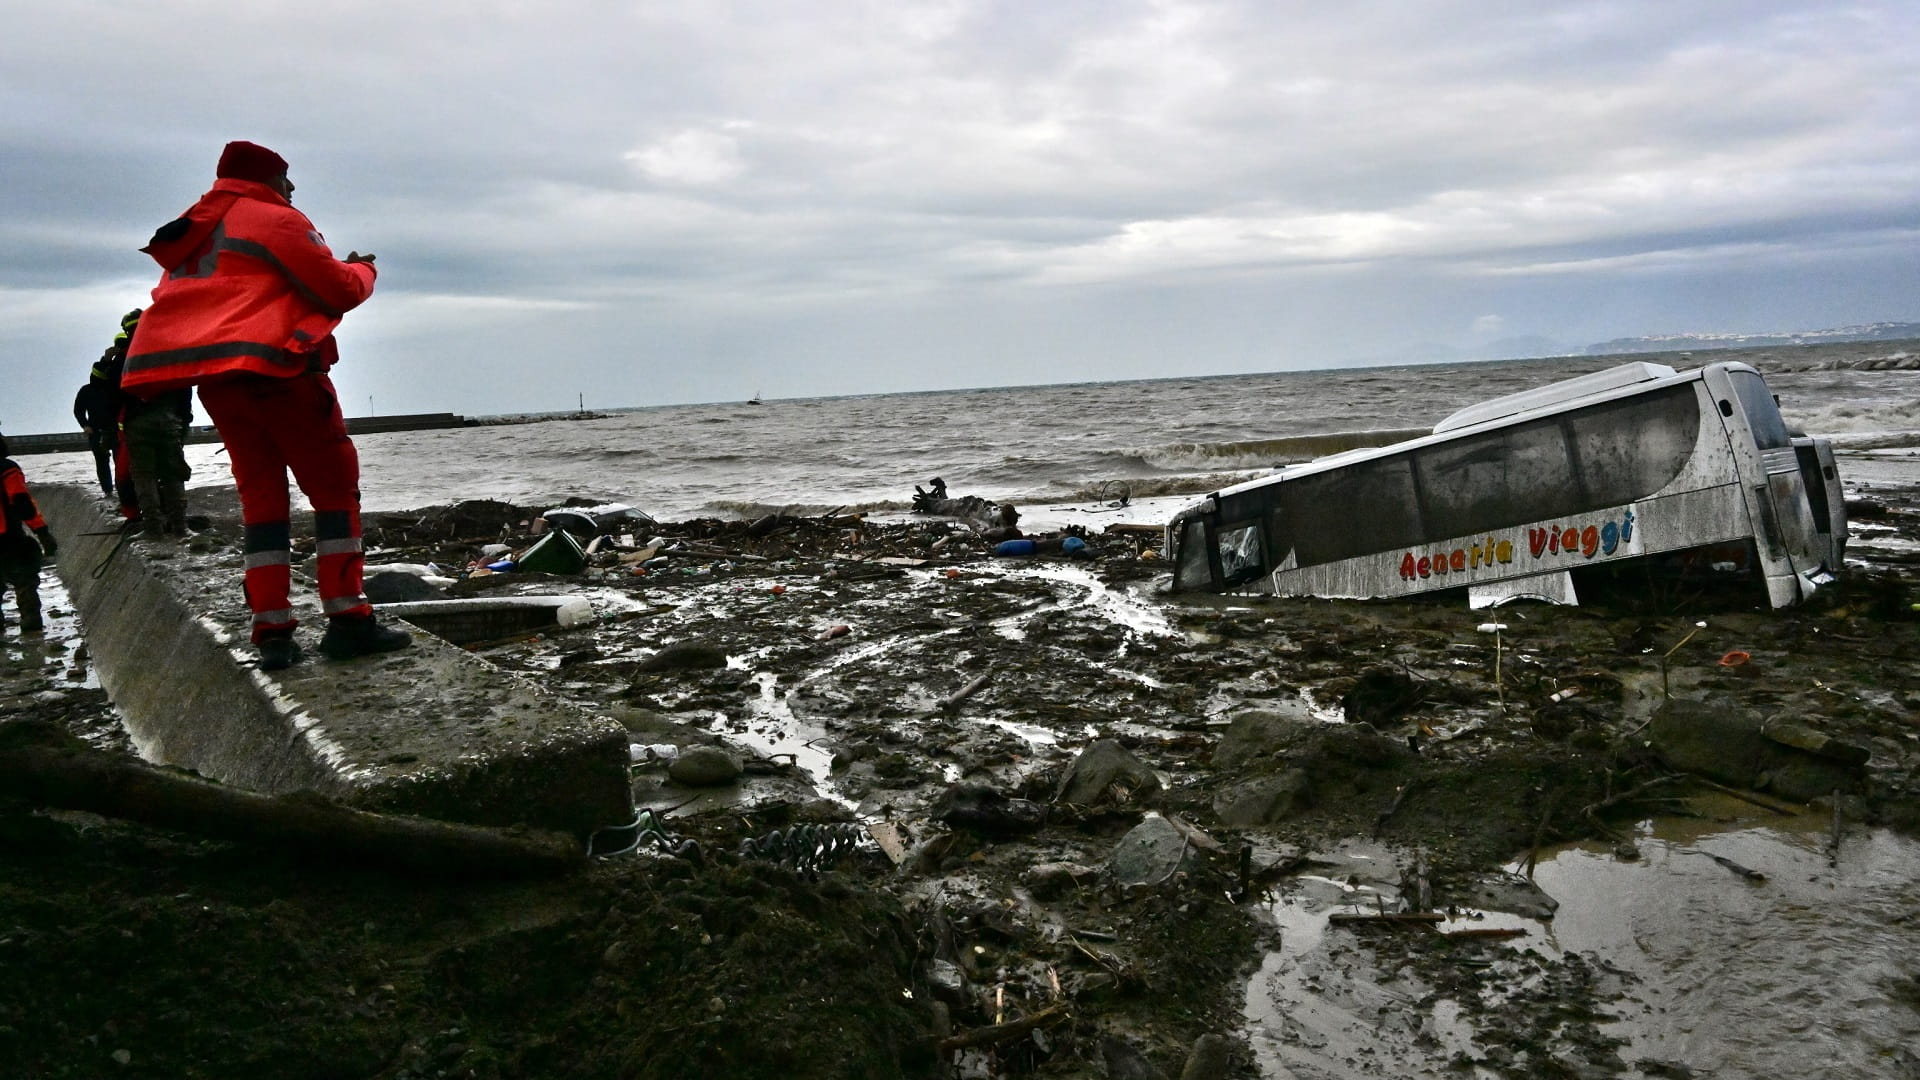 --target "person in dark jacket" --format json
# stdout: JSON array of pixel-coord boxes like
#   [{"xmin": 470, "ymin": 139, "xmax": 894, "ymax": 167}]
[
  {"xmin": 0, "ymin": 434, "xmax": 59, "ymax": 636},
  {"xmin": 121, "ymin": 140, "xmax": 408, "ymax": 671},
  {"xmin": 72, "ymin": 373, "xmax": 117, "ymax": 498}
]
